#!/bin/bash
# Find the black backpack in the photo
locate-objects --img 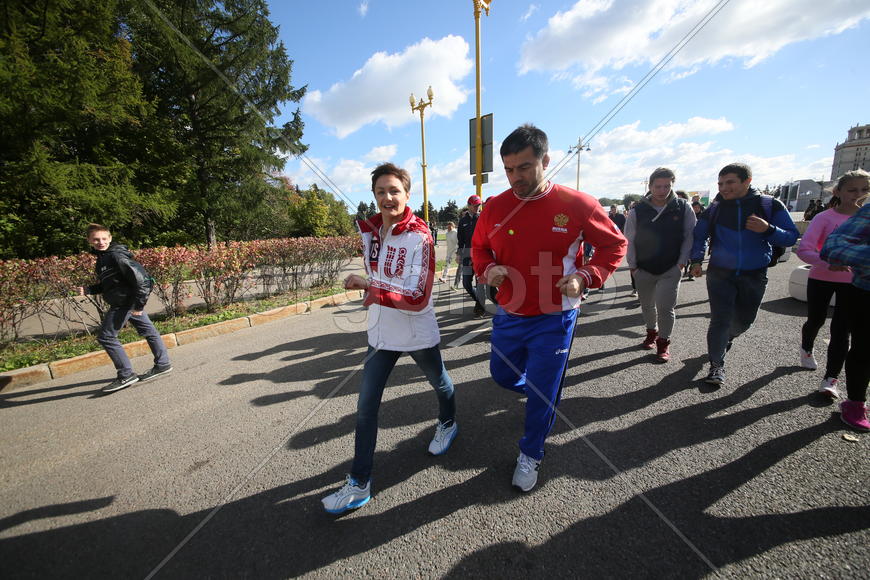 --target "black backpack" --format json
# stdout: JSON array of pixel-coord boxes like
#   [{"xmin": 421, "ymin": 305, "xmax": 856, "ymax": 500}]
[{"xmin": 707, "ymin": 195, "xmax": 786, "ymax": 268}]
